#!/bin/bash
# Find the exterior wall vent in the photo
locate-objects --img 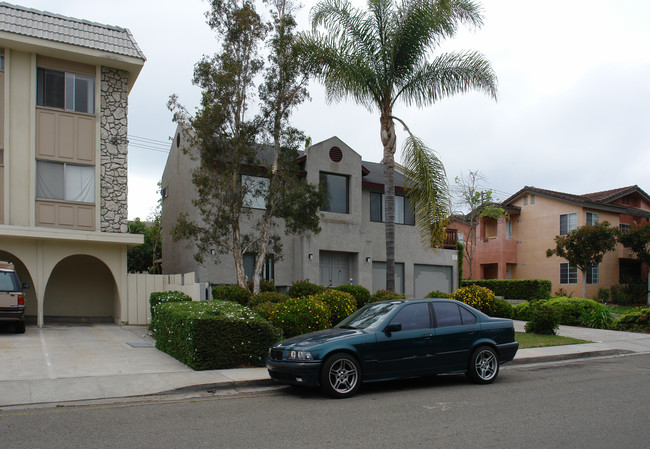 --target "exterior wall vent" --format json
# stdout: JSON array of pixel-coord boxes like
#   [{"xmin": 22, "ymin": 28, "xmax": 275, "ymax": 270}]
[{"xmin": 329, "ymin": 146, "xmax": 342, "ymax": 162}]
